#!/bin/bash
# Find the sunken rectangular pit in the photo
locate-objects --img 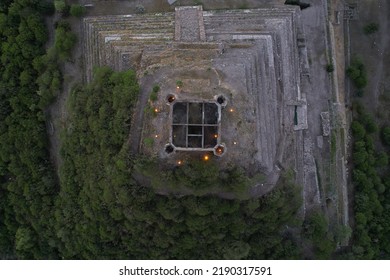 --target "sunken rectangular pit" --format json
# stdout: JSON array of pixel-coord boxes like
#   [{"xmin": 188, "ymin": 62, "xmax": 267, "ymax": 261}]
[{"xmin": 171, "ymin": 101, "xmax": 220, "ymax": 149}]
